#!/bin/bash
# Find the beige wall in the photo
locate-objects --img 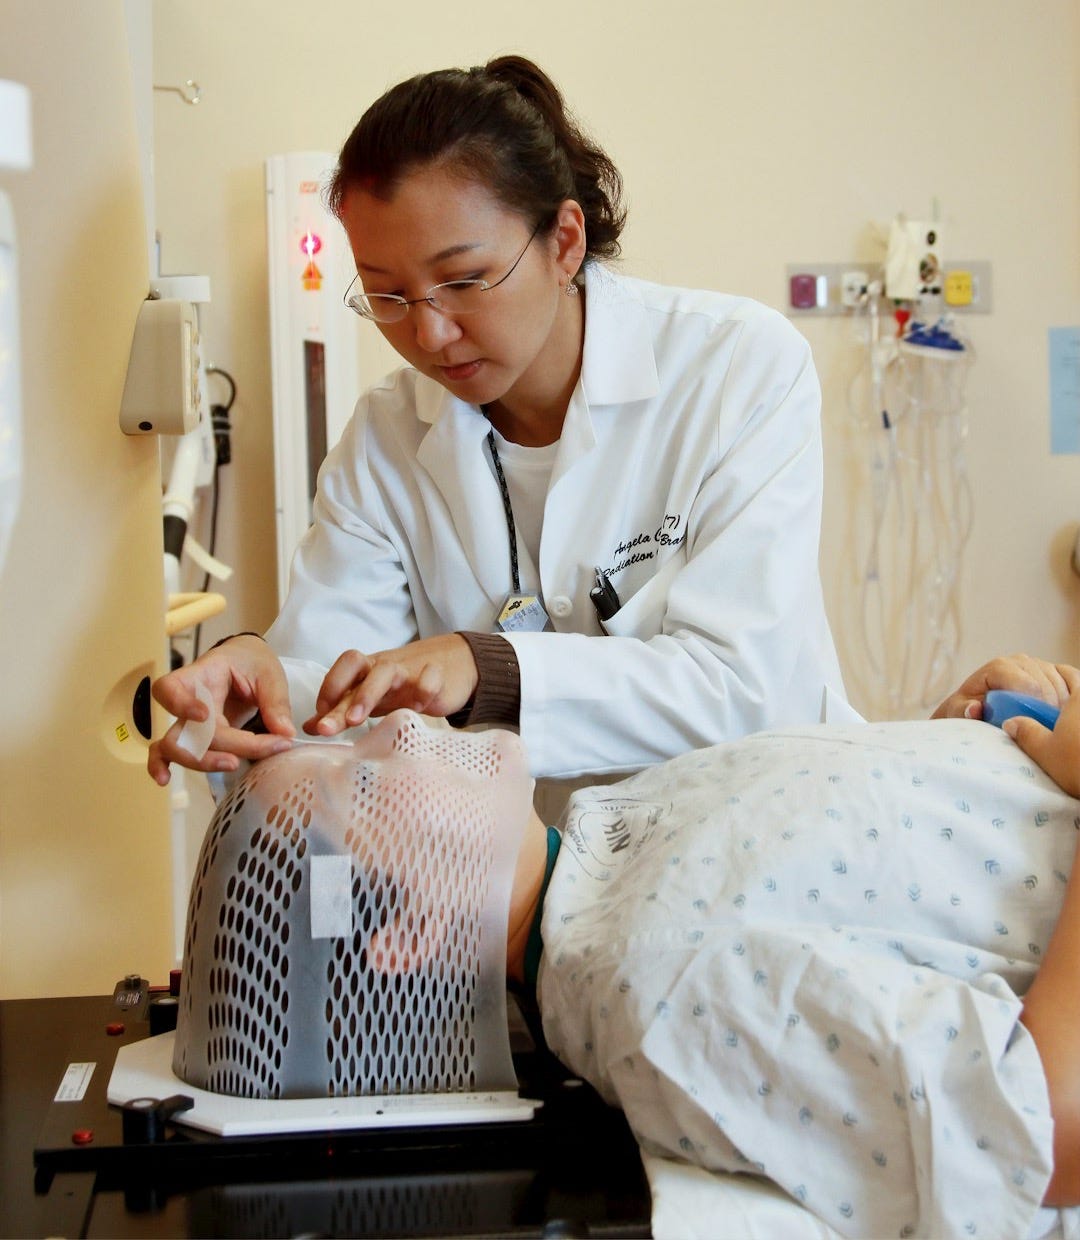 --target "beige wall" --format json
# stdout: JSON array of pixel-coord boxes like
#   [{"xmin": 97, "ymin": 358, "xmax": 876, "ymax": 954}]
[
  {"xmin": 0, "ymin": 2, "xmax": 175, "ymax": 997},
  {"xmin": 152, "ymin": 0, "xmax": 1080, "ymax": 718}
]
